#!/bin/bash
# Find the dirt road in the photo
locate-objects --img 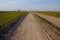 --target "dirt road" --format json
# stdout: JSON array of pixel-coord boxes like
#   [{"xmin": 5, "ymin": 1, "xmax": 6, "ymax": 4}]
[{"xmin": 11, "ymin": 13, "xmax": 49, "ymax": 40}]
